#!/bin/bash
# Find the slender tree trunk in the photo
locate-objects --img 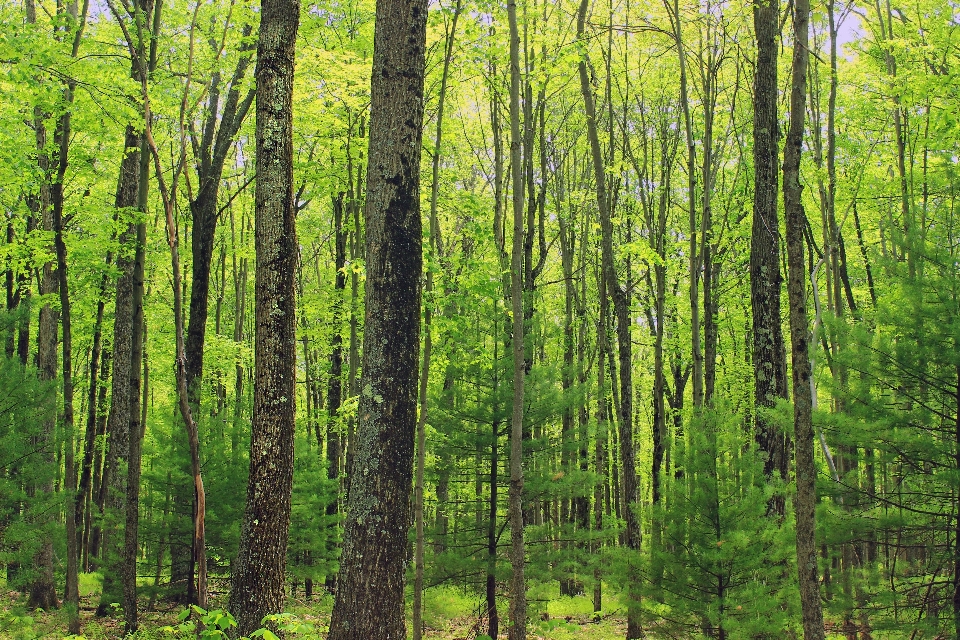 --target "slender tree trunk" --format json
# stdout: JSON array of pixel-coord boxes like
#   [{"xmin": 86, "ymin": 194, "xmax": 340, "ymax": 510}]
[
  {"xmin": 324, "ymin": 193, "xmax": 346, "ymax": 592},
  {"xmin": 327, "ymin": 0, "xmax": 426, "ymax": 633},
  {"xmin": 228, "ymin": 0, "xmax": 300, "ymax": 633},
  {"xmin": 123, "ymin": 257, "xmax": 145, "ymax": 634},
  {"xmin": 577, "ymin": 0, "xmax": 640, "ymax": 635},
  {"xmin": 184, "ymin": 30, "xmax": 255, "ymax": 410},
  {"xmin": 414, "ymin": 4, "xmax": 461, "ymax": 637},
  {"xmin": 24, "ymin": 0, "xmax": 57, "ymax": 612},
  {"xmin": 488, "ymin": 354, "xmax": 501, "ymax": 640},
  {"xmin": 669, "ymin": 0, "xmax": 703, "ymax": 409},
  {"xmin": 506, "ymin": 0, "xmax": 527, "ymax": 636},
  {"xmin": 88, "ymin": 348, "xmax": 111, "ymax": 564},
  {"xmin": 76, "ymin": 249, "xmax": 111, "ymax": 574},
  {"xmin": 783, "ymin": 0, "xmax": 825, "ymax": 635},
  {"xmin": 123, "ymin": 67, "xmax": 154, "ymax": 626},
  {"xmin": 54, "ymin": 176, "xmax": 80, "ymax": 633},
  {"xmin": 29, "ymin": 160, "xmax": 60, "ymax": 608},
  {"xmin": 50, "ymin": 54, "xmax": 81, "ymax": 630}
]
